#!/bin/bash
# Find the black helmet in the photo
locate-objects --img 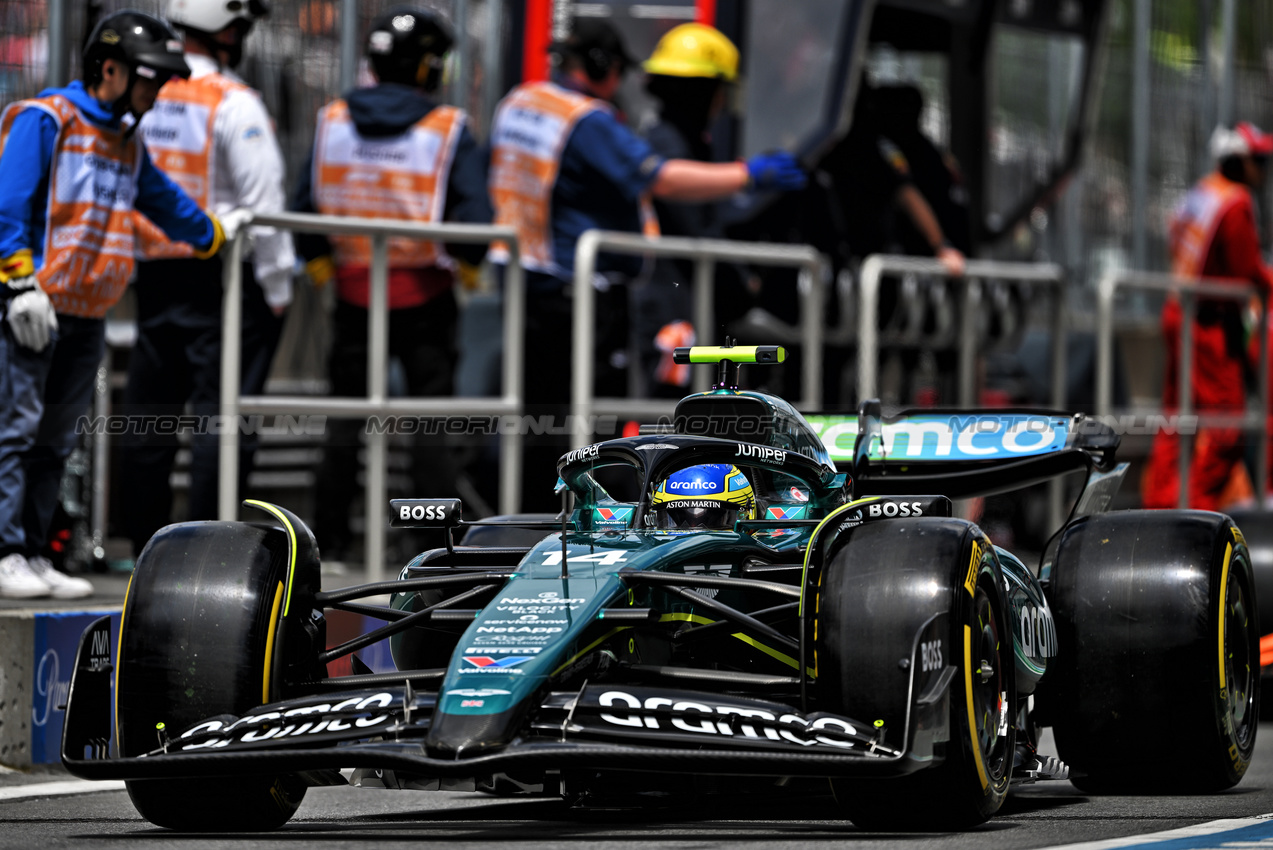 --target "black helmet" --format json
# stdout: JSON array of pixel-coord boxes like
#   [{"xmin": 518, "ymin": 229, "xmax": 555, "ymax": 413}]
[
  {"xmin": 550, "ymin": 19, "xmax": 636, "ymax": 82},
  {"xmin": 366, "ymin": 6, "xmax": 453, "ymax": 91},
  {"xmin": 83, "ymin": 10, "xmax": 191, "ymax": 86}
]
